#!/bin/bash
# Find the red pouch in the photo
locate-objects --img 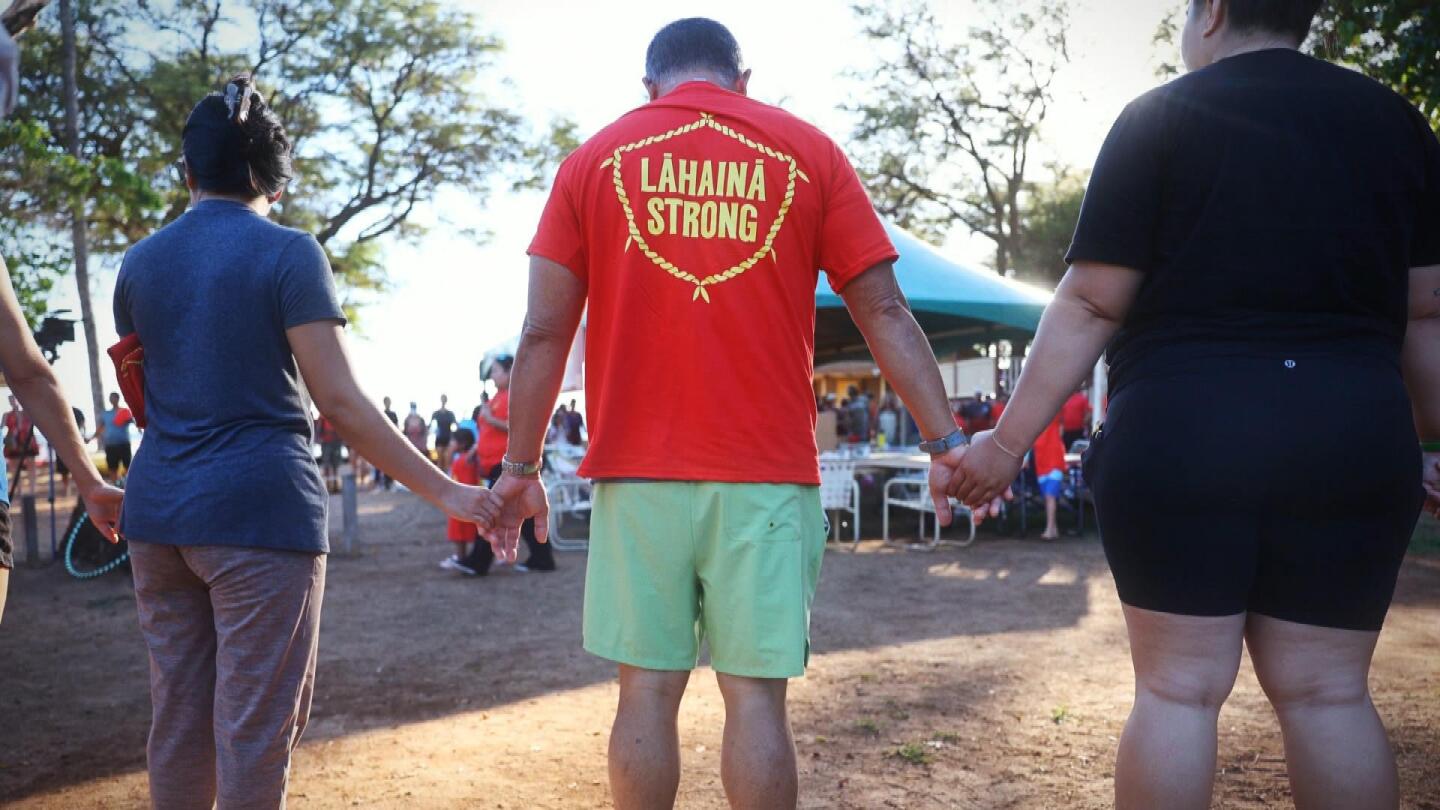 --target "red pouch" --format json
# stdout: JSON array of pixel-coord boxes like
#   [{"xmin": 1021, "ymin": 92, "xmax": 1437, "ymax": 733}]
[{"xmin": 106, "ymin": 333, "xmax": 147, "ymax": 429}]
